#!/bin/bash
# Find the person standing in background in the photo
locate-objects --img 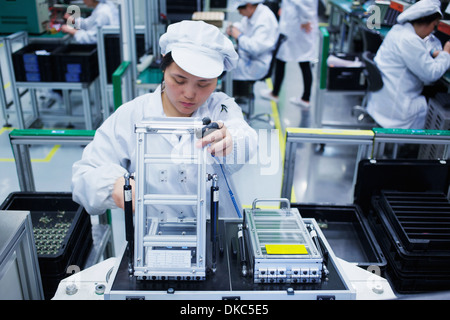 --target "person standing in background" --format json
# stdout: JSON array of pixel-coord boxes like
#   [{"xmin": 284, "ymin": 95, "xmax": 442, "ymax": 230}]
[{"xmin": 260, "ymin": 0, "xmax": 318, "ymax": 108}]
